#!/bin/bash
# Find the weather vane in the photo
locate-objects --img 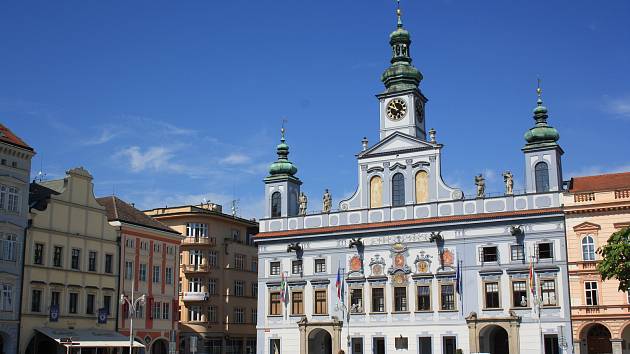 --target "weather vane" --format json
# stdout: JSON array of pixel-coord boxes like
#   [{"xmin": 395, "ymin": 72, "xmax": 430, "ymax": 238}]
[
  {"xmin": 537, "ymin": 77, "xmax": 542, "ymax": 98},
  {"xmin": 281, "ymin": 118, "xmax": 288, "ymax": 139}
]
